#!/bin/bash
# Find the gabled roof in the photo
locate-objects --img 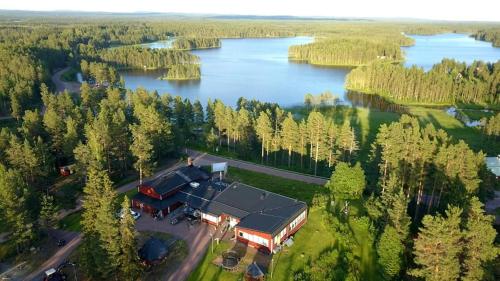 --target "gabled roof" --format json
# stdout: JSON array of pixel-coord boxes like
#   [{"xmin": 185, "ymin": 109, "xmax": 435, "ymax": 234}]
[{"xmin": 142, "ymin": 165, "xmax": 211, "ymax": 195}]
